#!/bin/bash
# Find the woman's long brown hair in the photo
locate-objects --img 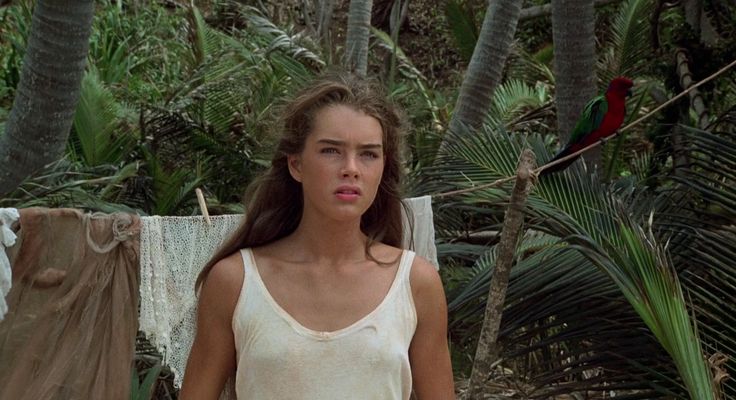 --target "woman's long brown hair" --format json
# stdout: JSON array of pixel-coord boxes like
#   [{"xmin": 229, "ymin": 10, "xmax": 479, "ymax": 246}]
[{"xmin": 195, "ymin": 71, "xmax": 410, "ymax": 292}]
